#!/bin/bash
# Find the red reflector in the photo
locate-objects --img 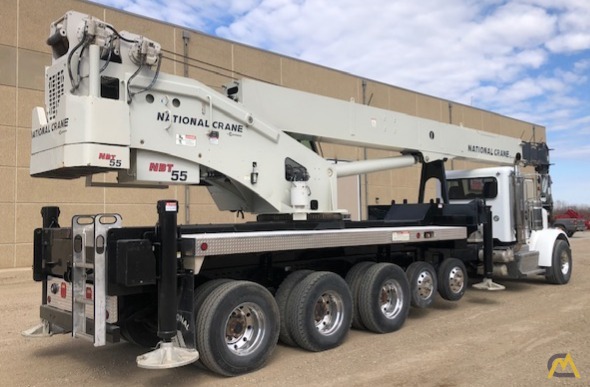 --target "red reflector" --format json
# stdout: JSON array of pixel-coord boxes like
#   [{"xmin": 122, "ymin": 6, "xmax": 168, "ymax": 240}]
[
  {"xmin": 86, "ymin": 287, "xmax": 93, "ymax": 300},
  {"xmin": 60, "ymin": 282, "xmax": 67, "ymax": 298},
  {"xmin": 416, "ymin": 233, "xmax": 421, "ymax": 239},
  {"xmin": 47, "ymin": 296, "xmax": 52, "ymax": 303},
  {"xmin": 200, "ymin": 242, "xmax": 208, "ymax": 251}
]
